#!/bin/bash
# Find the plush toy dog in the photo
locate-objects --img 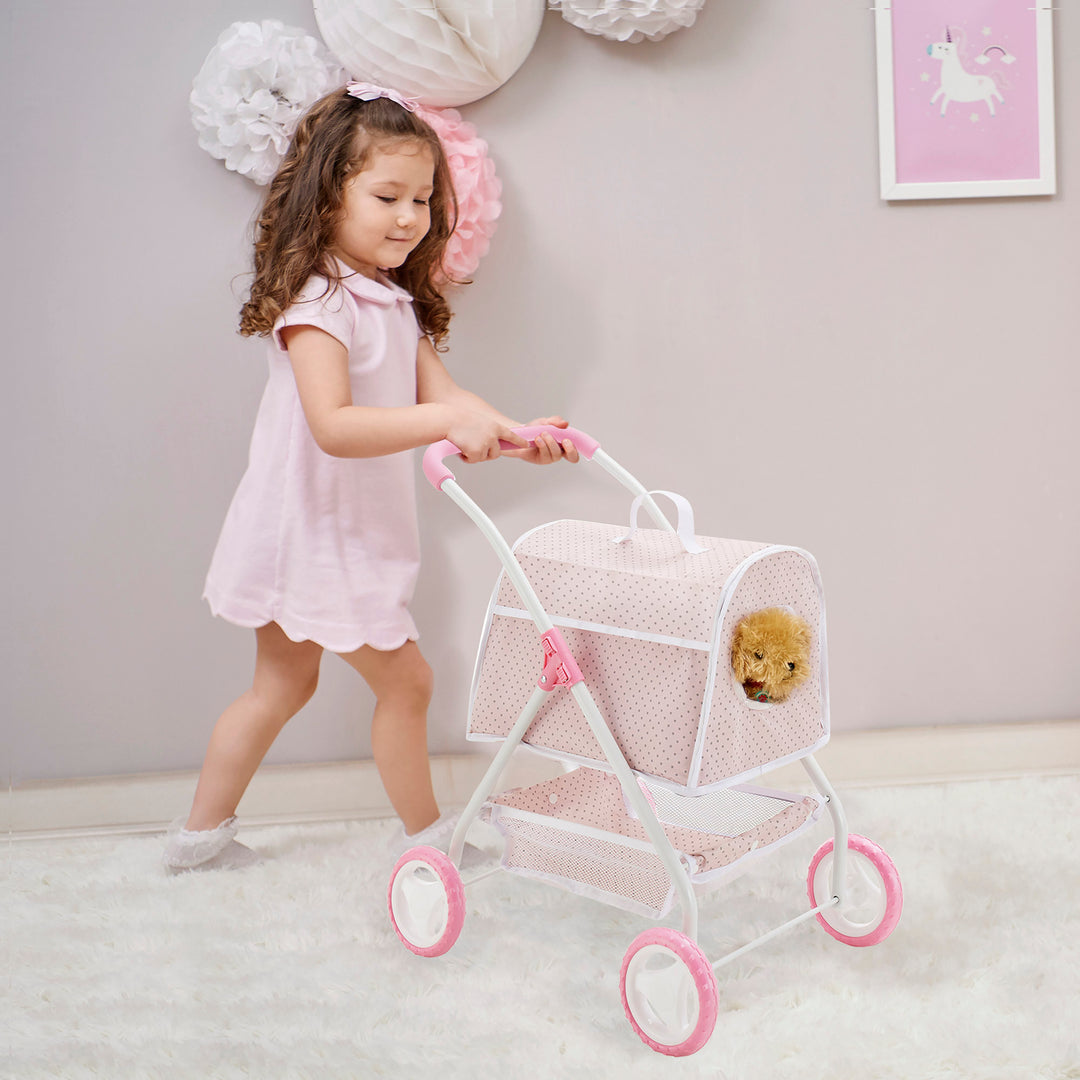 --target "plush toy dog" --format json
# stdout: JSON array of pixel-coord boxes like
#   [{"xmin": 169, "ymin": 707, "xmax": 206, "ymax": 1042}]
[{"xmin": 731, "ymin": 607, "xmax": 812, "ymax": 703}]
